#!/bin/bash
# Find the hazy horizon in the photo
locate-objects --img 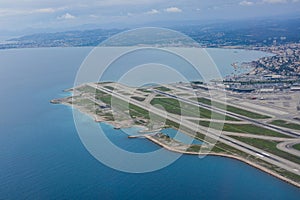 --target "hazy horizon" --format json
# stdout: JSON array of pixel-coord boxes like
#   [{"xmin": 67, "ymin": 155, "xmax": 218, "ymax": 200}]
[{"xmin": 1, "ymin": 0, "xmax": 300, "ymax": 38}]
